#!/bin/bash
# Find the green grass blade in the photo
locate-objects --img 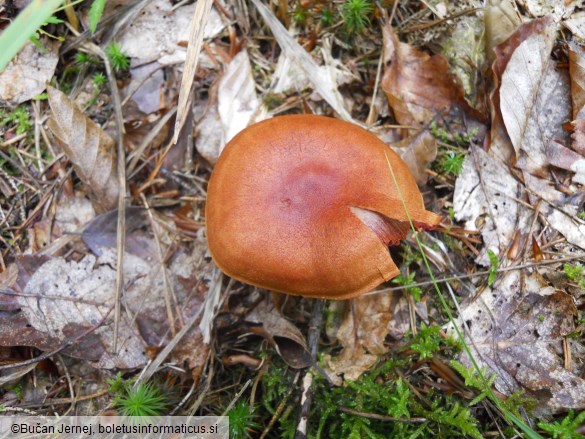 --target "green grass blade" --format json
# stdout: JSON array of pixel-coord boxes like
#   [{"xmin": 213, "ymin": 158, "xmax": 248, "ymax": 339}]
[
  {"xmin": 89, "ymin": 0, "xmax": 107, "ymax": 34},
  {"xmin": 384, "ymin": 151, "xmax": 543, "ymax": 439},
  {"xmin": 0, "ymin": 0, "xmax": 64, "ymax": 72}
]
